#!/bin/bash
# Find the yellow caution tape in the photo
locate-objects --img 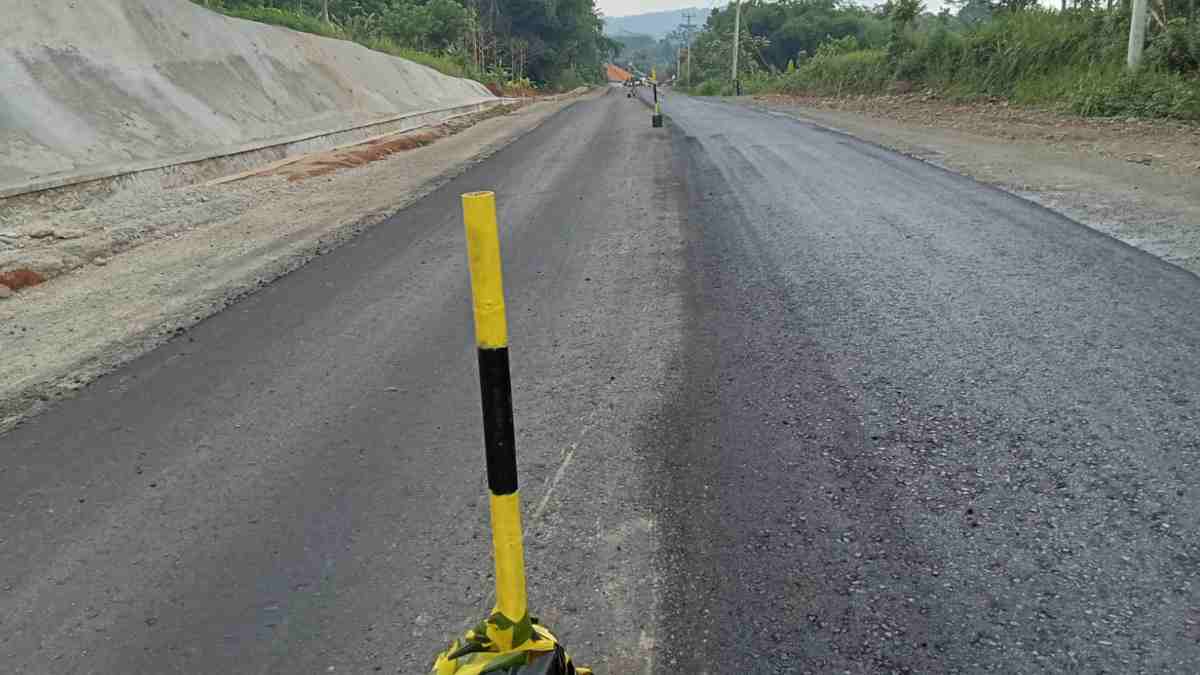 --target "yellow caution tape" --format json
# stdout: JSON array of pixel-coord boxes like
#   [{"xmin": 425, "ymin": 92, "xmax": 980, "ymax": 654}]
[{"xmin": 432, "ymin": 616, "xmax": 591, "ymax": 674}]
